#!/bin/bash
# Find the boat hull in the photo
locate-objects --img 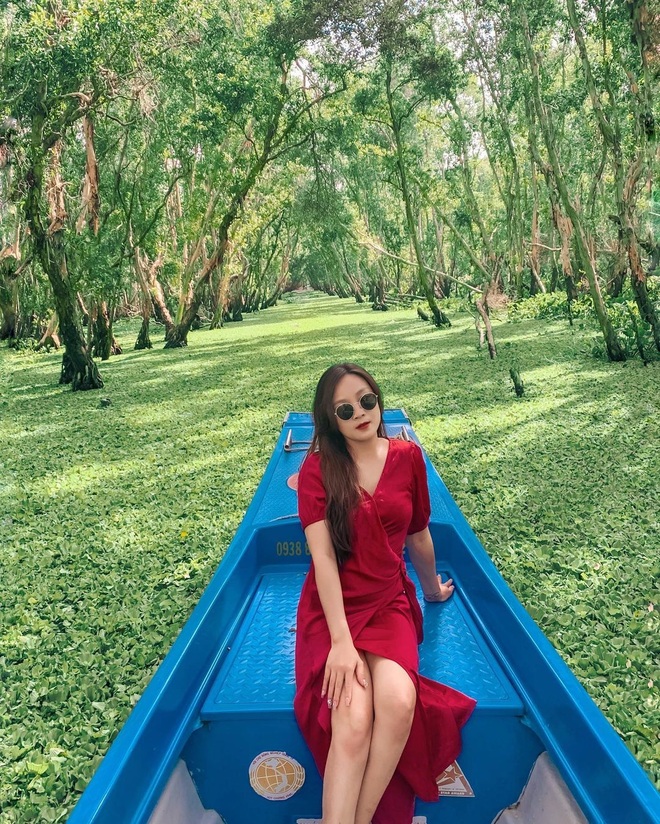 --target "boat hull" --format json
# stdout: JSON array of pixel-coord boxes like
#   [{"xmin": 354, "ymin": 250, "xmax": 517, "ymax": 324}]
[{"xmin": 69, "ymin": 411, "xmax": 660, "ymax": 824}]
